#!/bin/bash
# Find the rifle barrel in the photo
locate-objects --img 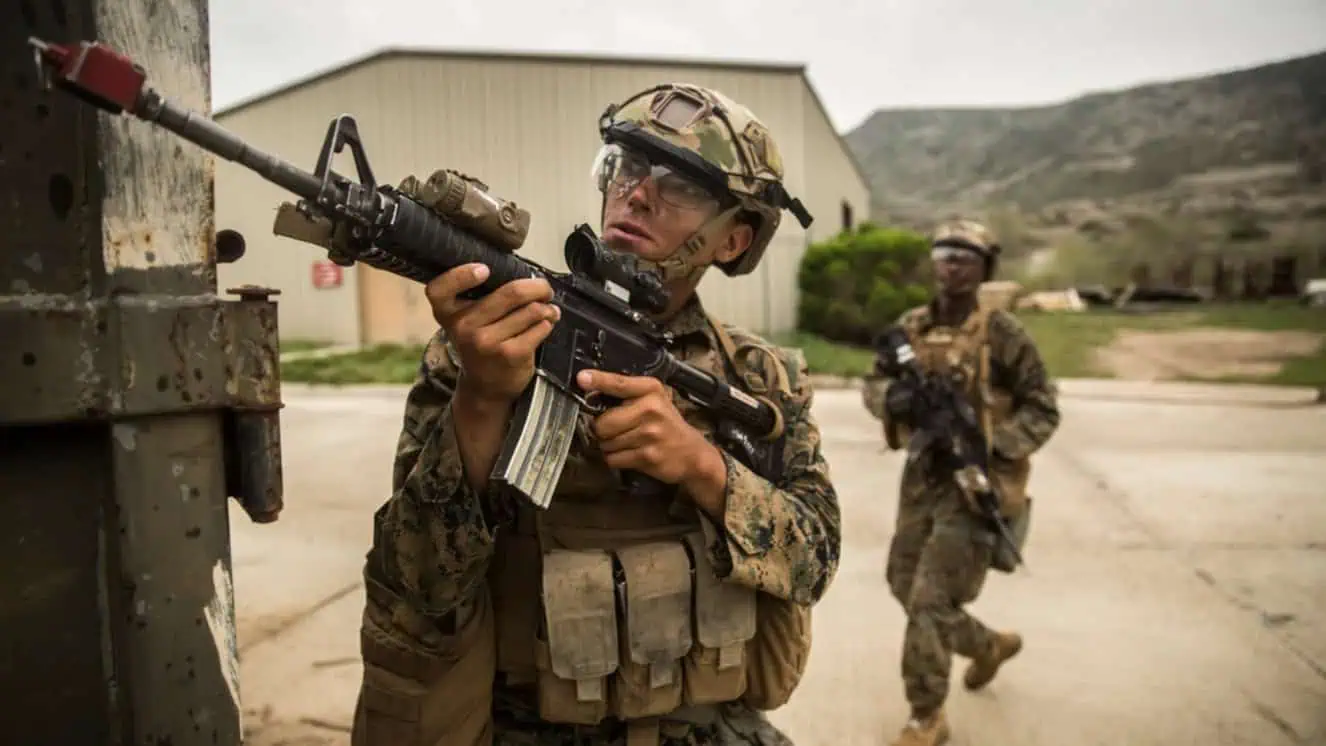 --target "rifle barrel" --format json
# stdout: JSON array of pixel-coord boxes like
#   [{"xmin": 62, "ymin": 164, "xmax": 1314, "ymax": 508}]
[
  {"xmin": 136, "ymin": 89, "xmax": 328, "ymax": 204},
  {"xmin": 665, "ymin": 358, "xmax": 780, "ymax": 438}
]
